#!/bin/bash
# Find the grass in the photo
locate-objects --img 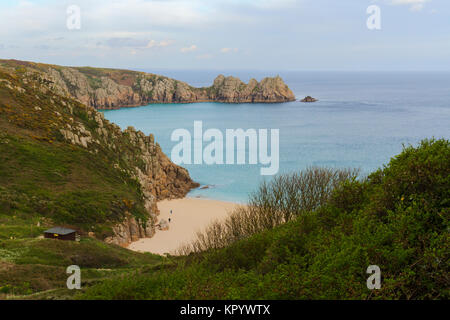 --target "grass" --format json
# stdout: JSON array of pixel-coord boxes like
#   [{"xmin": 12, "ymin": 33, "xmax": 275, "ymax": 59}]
[
  {"xmin": 0, "ymin": 67, "xmax": 155, "ymax": 234},
  {"xmin": 0, "ymin": 132, "xmax": 147, "ymax": 234},
  {"xmin": 0, "ymin": 237, "xmax": 166, "ymax": 298},
  {"xmin": 0, "ymin": 61, "xmax": 170, "ymax": 299}
]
